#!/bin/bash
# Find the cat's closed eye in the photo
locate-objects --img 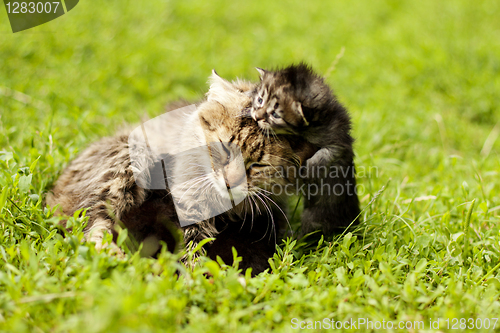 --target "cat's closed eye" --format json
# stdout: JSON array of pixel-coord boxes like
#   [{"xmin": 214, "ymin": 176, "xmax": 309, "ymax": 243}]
[{"xmin": 247, "ymin": 162, "xmax": 267, "ymax": 170}]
